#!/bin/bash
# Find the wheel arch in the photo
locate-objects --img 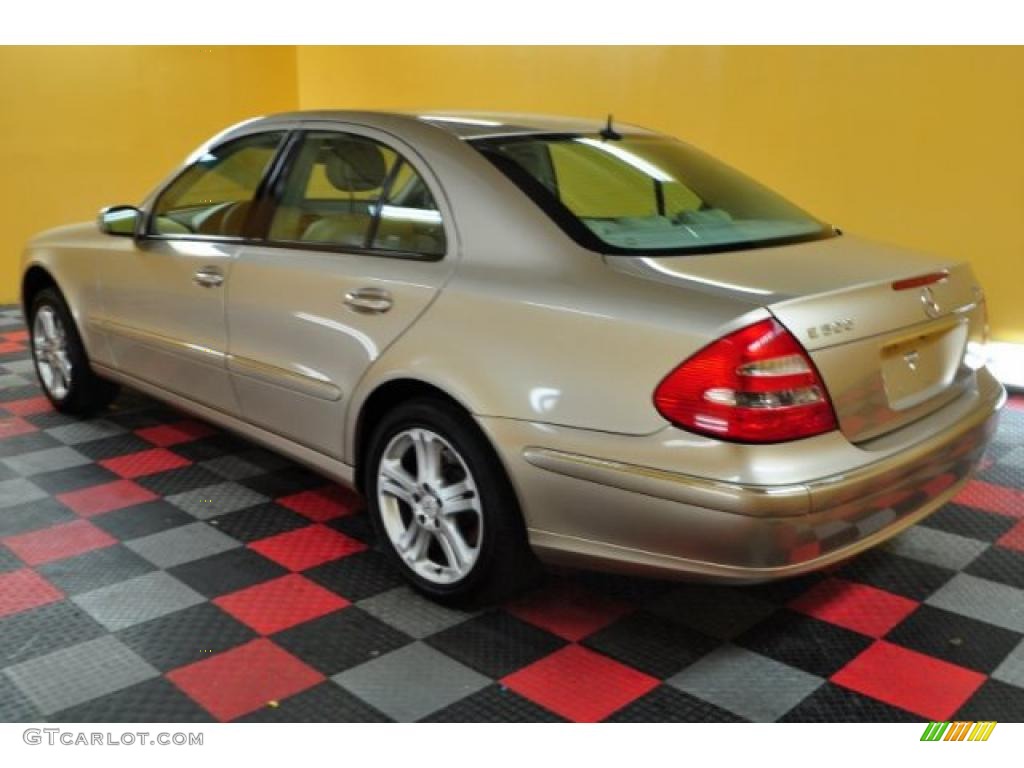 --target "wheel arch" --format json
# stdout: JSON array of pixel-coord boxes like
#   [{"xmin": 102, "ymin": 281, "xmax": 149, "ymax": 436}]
[
  {"xmin": 21, "ymin": 264, "xmax": 61, "ymax": 314},
  {"xmin": 350, "ymin": 377, "xmax": 478, "ymax": 493}
]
